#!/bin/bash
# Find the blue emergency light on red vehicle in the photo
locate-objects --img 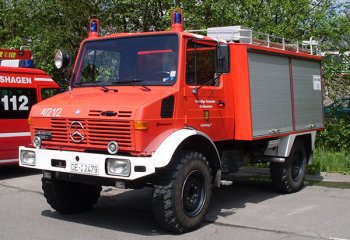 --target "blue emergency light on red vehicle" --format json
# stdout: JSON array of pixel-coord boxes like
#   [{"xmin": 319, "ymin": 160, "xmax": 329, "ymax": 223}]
[
  {"xmin": 0, "ymin": 48, "xmax": 34, "ymax": 68},
  {"xmin": 173, "ymin": 11, "xmax": 182, "ymax": 24},
  {"xmin": 171, "ymin": 8, "xmax": 183, "ymax": 31},
  {"xmin": 89, "ymin": 19, "xmax": 100, "ymax": 38}
]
